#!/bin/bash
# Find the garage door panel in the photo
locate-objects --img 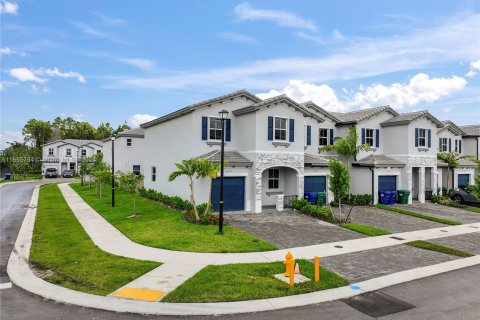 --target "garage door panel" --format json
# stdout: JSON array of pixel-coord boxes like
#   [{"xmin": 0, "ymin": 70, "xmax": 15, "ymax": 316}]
[
  {"xmin": 211, "ymin": 177, "xmax": 245, "ymax": 212},
  {"xmin": 304, "ymin": 176, "xmax": 327, "ymax": 193},
  {"xmin": 378, "ymin": 176, "xmax": 396, "ymax": 191},
  {"xmin": 458, "ymin": 174, "xmax": 470, "ymax": 189}
]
